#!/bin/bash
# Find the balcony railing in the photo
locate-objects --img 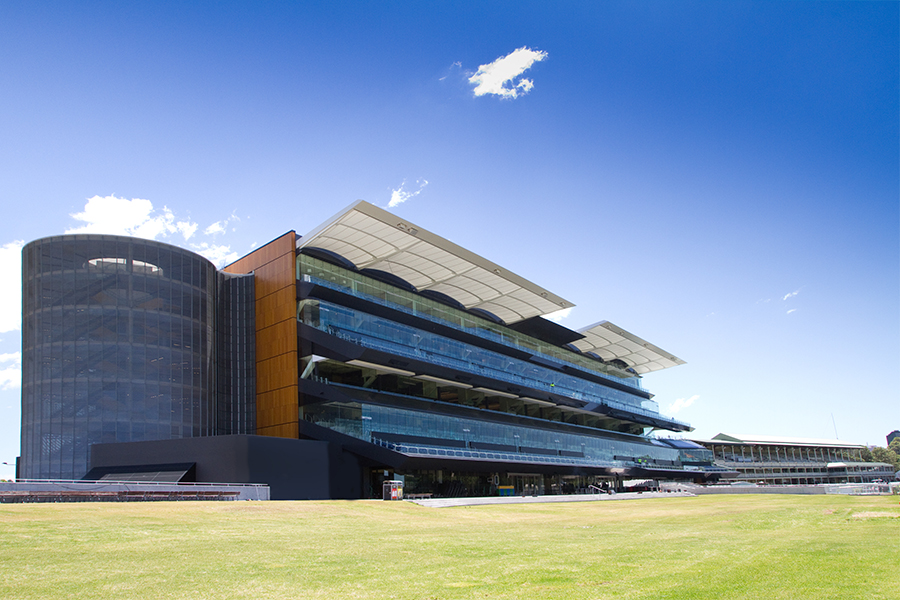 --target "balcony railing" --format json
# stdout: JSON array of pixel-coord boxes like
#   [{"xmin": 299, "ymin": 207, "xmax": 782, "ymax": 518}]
[
  {"xmin": 320, "ymin": 318, "xmax": 688, "ymax": 429},
  {"xmin": 300, "ymin": 269, "xmax": 643, "ymax": 389}
]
